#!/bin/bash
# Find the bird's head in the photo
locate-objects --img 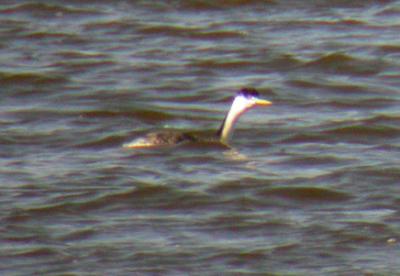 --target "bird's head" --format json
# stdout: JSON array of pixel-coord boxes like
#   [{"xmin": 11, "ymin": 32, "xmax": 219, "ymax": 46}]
[{"xmin": 232, "ymin": 87, "xmax": 272, "ymax": 115}]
